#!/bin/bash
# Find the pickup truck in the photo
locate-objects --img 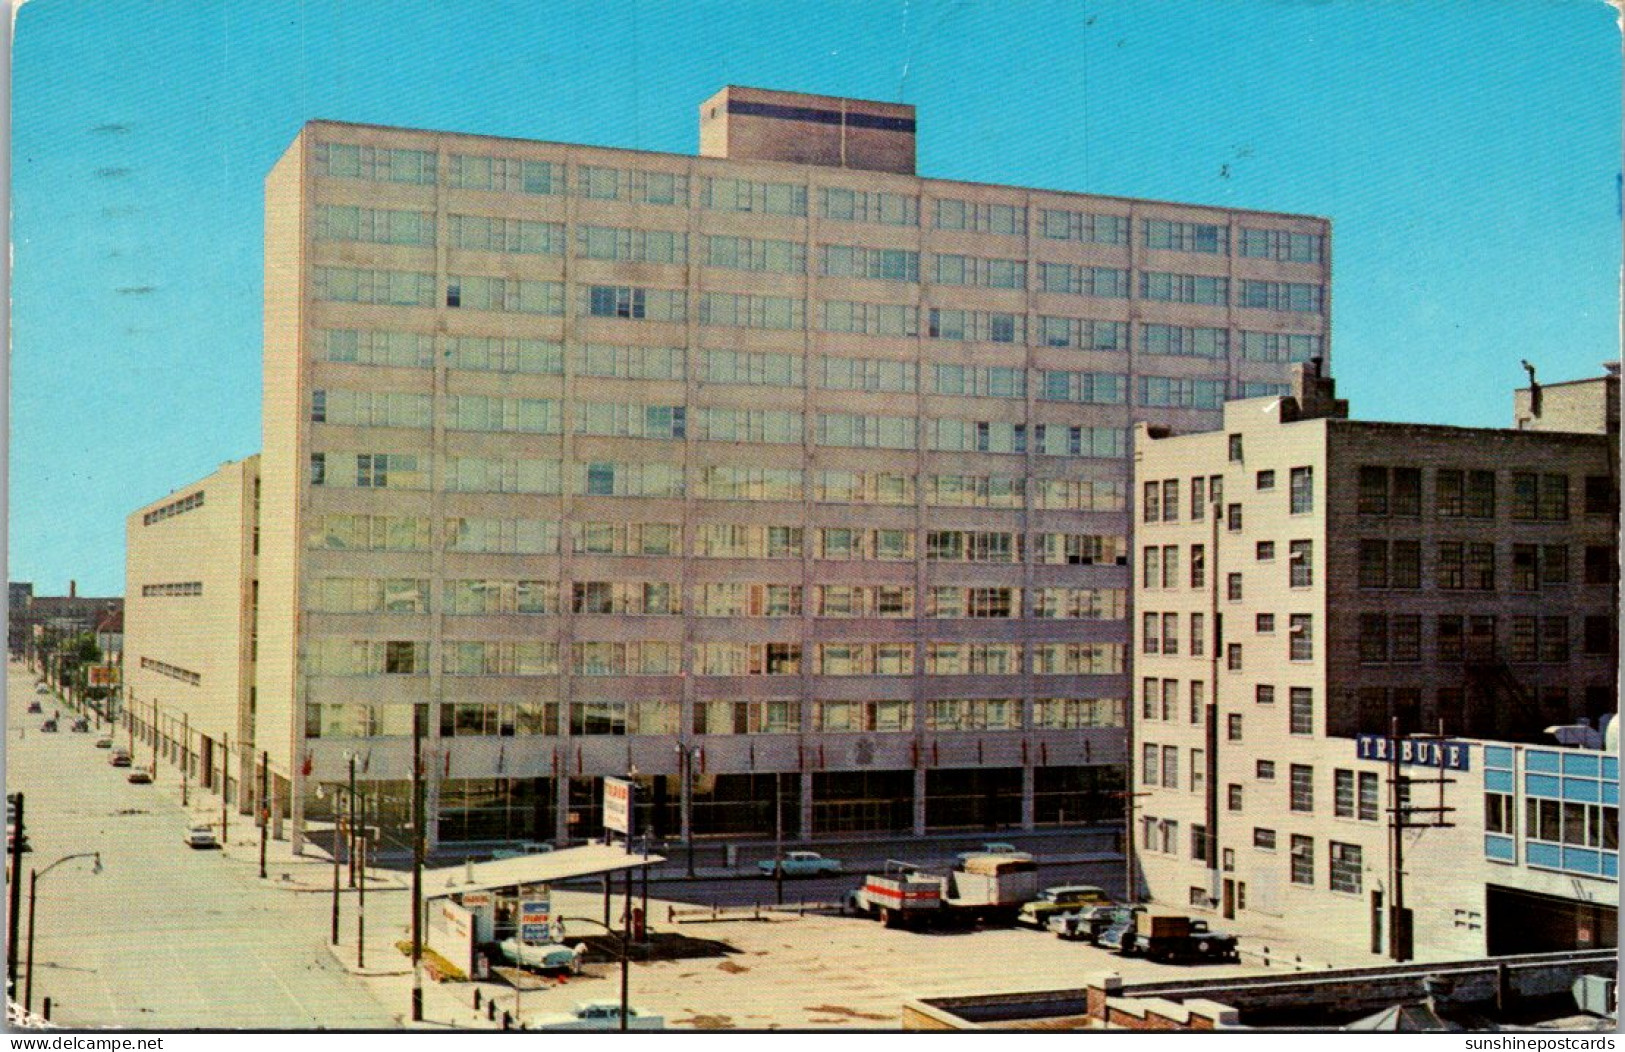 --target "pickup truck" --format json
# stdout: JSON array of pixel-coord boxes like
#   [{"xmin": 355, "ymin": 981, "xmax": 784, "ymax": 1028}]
[
  {"xmin": 1118, "ymin": 912, "xmax": 1239, "ymax": 964},
  {"xmin": 527, "ymin": 1001, "xmax": 663, "ymax": 1030},
  {"xmin": 757, "ymin": 851, "xmax": 842, "ymax": 877}
]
